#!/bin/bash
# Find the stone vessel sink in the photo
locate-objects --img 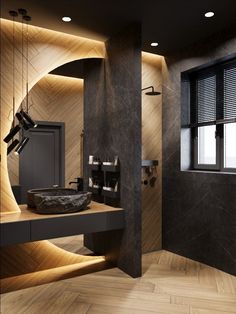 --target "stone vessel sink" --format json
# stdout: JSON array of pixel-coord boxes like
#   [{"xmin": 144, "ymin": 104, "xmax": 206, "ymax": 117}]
[
  {"xmin": 27, "ymin": 188, "xmax": 92, "ymax": 214},
  {"xmin": 27, "ymin": 188, "xmax": 77, "ymax": 208}
]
